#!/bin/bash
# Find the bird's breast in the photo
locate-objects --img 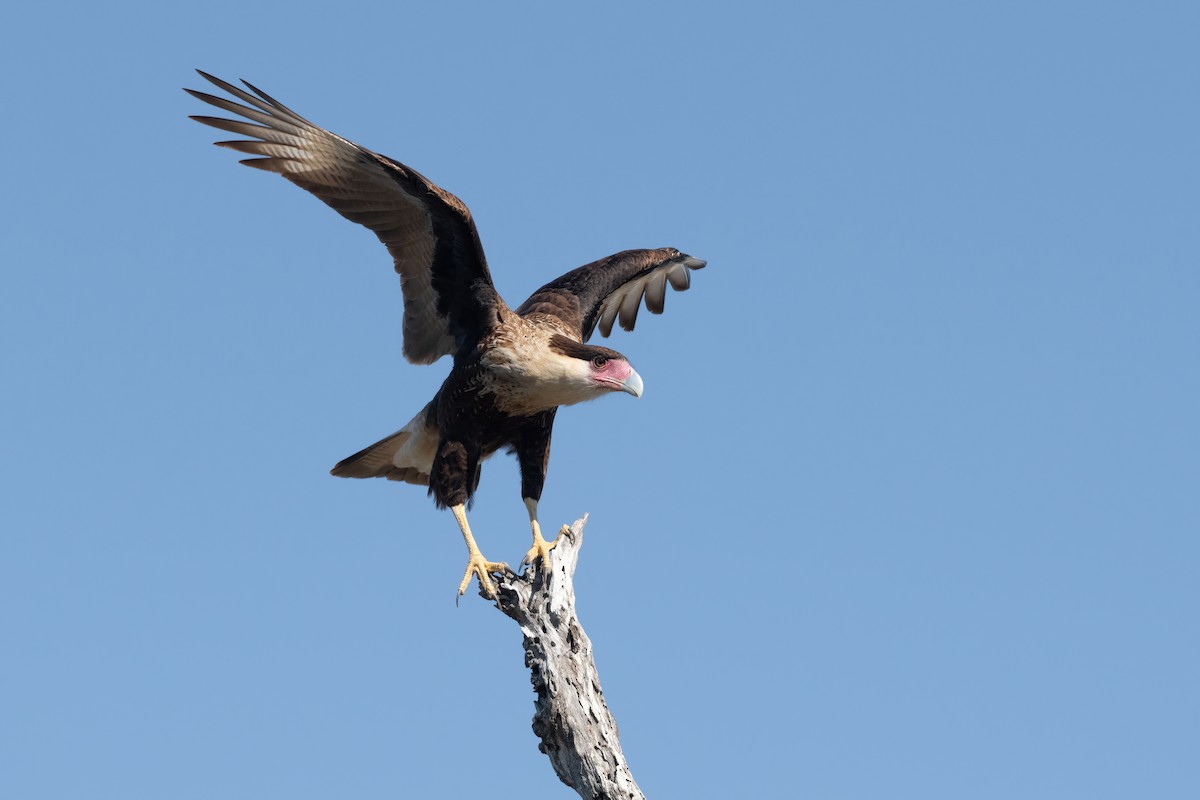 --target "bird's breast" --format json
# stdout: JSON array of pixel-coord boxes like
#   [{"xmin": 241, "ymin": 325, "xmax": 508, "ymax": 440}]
[{"xmin": 477, "ymin": 327, "xmax": 593, "ymax": 415}]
